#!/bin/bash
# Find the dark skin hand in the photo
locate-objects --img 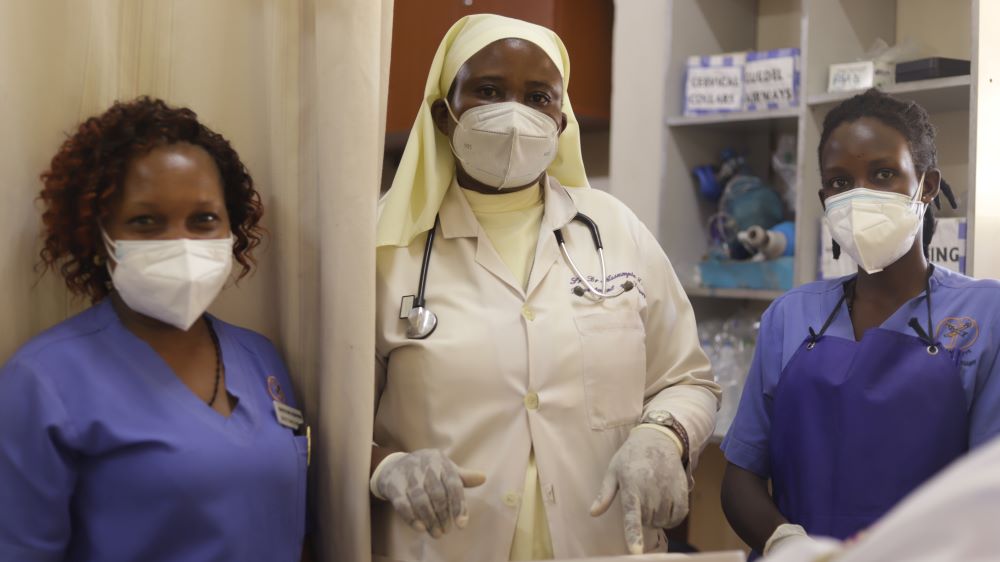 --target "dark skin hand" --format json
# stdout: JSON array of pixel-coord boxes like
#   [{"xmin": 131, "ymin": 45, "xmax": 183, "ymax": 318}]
[
  {"xmin": 373, "ymin": 38, "xmax": 568, "ymax": 473},
  {"xmin": 429, "ymin": 37, "xmax": 567, "ymax": 195},
  {"xmin": 722, "ymin": 464, "xmax": 786, "ymax": 553},
  {"xmin": 720, "ymin": 117, "xmax": 943, "ymax": 551},
  {"xmin": 103, "ymin": 142, "xmax": 237, "ymax": 418}
]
